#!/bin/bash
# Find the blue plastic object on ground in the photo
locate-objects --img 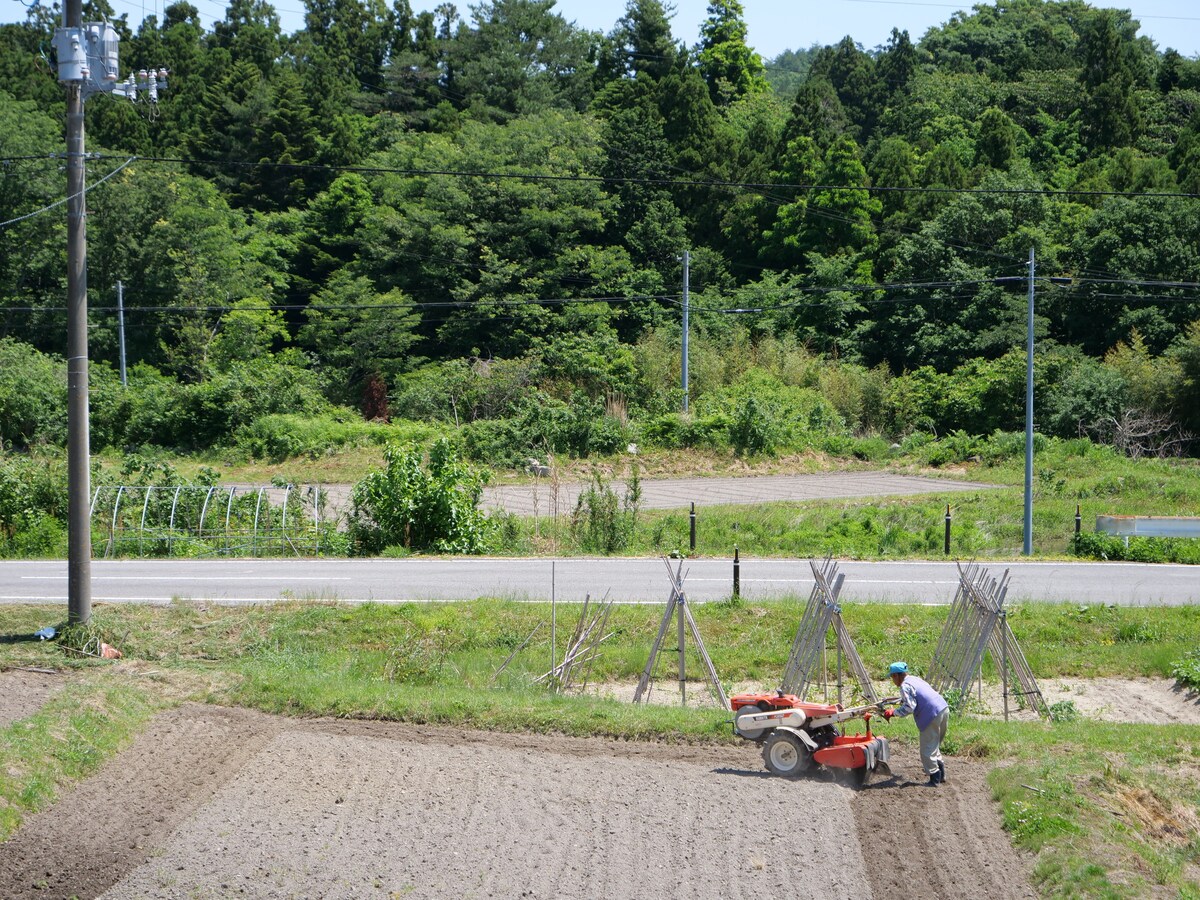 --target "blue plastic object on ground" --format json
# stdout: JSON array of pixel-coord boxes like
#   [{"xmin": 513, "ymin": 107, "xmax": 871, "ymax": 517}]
[{"xmin": 34, "ymin": 626, "xmax": 56, "ymax": 641}]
